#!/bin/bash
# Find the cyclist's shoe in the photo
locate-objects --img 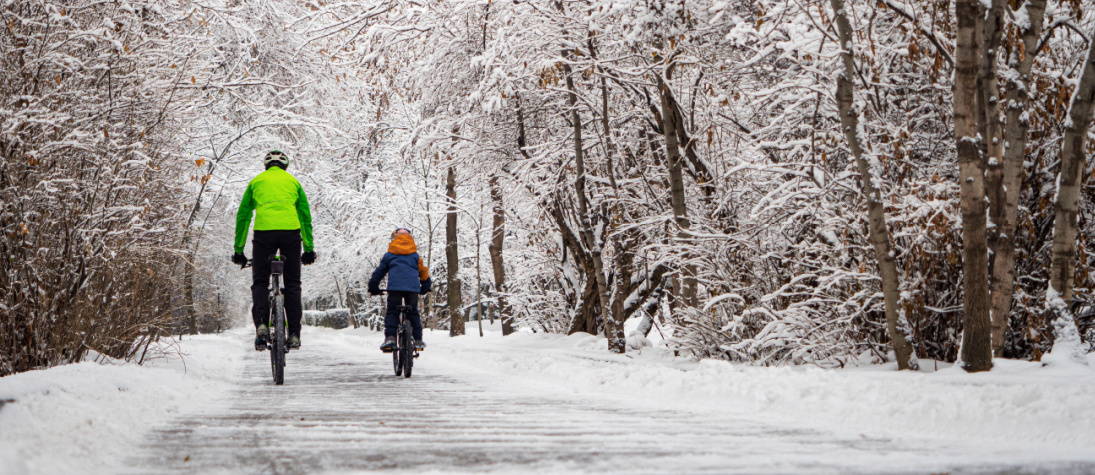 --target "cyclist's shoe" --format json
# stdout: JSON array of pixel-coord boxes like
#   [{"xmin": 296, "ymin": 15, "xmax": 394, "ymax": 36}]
[
  {"xmin": 288, "ymin": 334, "xmax": 301, "ymax": 349},
  {"xmin": 254, "ymin": 325, "xmax": 269, "ymax": 351},
  {"xmin": 414, "ymin": 340, "xmax": 426, "ymax": 351},
  {"xmin": 380, "ymin": 336, "xmax": 396, "ymax": 353}
]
